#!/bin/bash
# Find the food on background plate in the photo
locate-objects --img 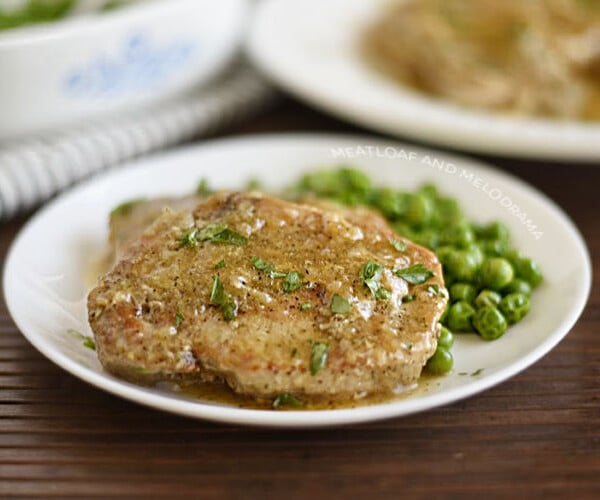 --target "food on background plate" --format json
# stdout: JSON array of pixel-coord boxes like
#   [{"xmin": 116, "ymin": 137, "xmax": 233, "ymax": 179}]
[
  {"xmin": 87, "ymin": 167, "xmax": 543, "ymax": 409},
  {"xmin": 363, "ymin": 0, "xmax": 600, "ymax": 120},
  {"xmin": 88, "ymin": 191, "xmax": 447, "ymax": 405}
]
